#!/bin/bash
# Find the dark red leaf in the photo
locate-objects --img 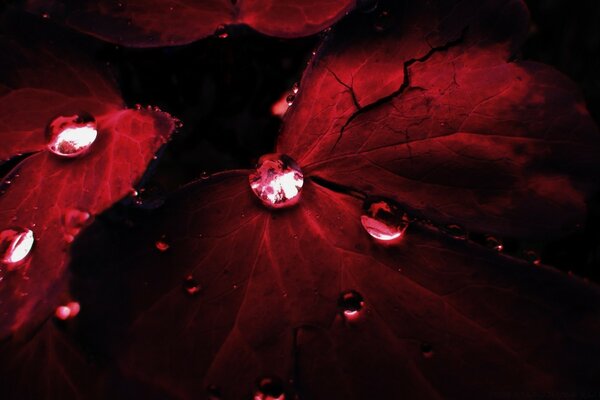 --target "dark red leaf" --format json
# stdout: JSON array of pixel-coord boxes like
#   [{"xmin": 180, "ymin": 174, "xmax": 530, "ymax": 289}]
[
  {"xmin": 25, "ymin": 0, "xmax": 355, "ymax": 47},
  {"xmin": 66, "ymin": 172, "xmax": 600, "ymax": 398},
  {"xmin": 0, "ymin": 18, "xmax": 176, "ymax": 338},
  {"xmin": 278, "ymin": 0, "xmax": 600, "ymax": 238}
]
